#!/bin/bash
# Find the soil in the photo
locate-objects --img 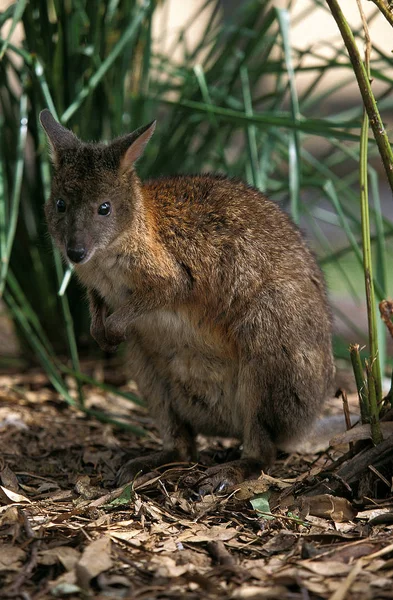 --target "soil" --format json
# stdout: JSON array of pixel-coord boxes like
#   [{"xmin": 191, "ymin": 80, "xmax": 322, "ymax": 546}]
[{"xmin": 0, "ymin": 365, "xmax": 392, "ymax": 600}]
